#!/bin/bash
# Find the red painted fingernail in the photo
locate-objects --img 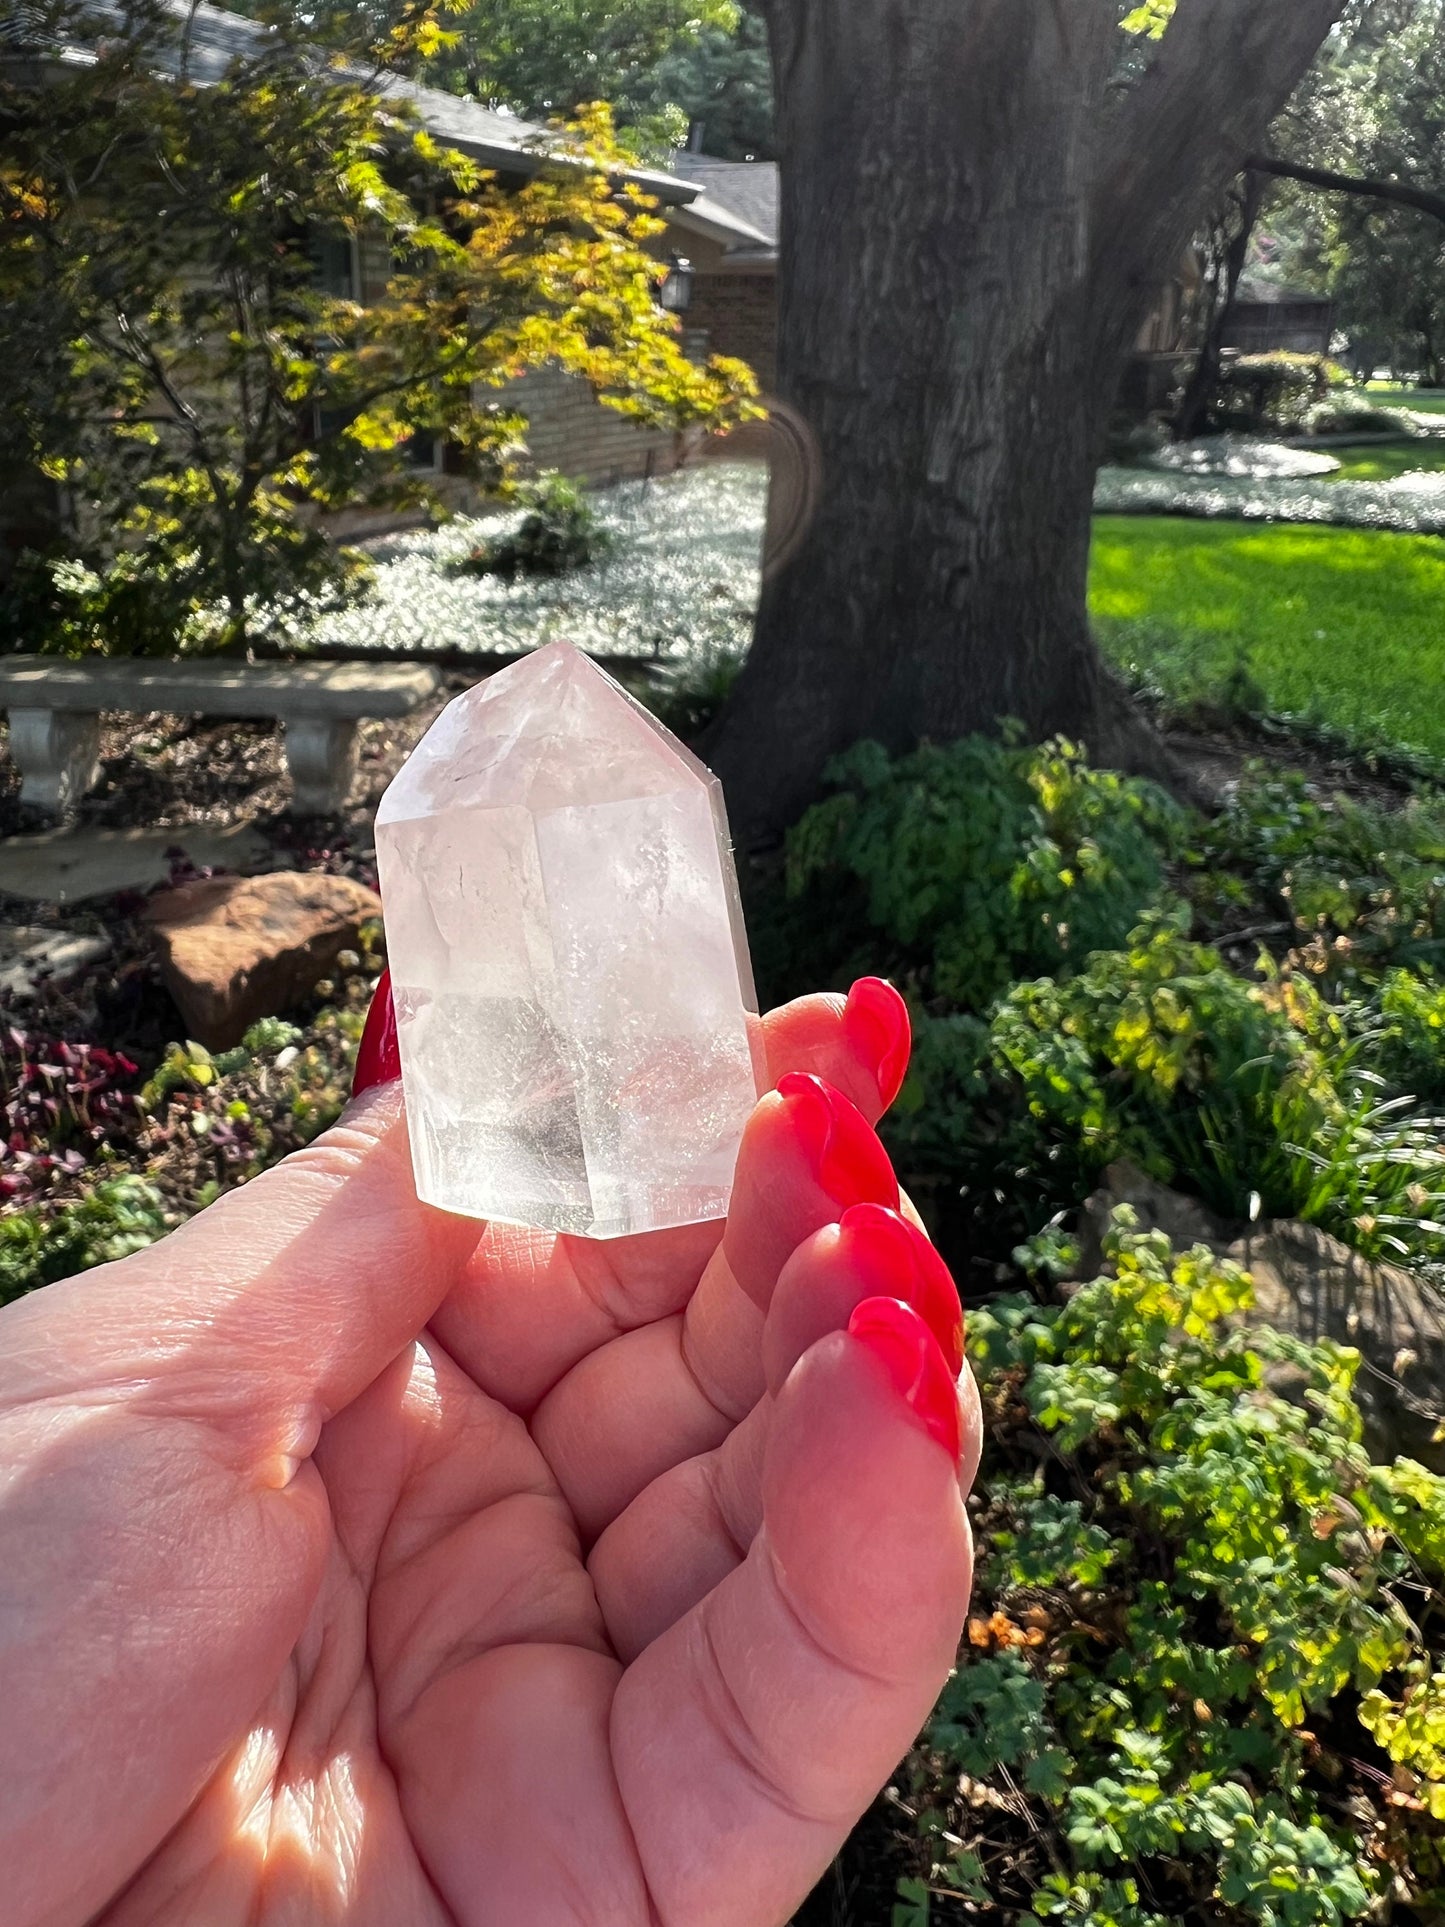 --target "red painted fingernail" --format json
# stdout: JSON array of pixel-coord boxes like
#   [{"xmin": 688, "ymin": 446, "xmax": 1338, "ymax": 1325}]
[
  {"xmin": 352, "ymin": 967, "xmax": 400, "ymax": 1096},
  {"xmin": 776, "ymin": 1072, "xmax": 899, "ymax": 1210},
  {"xmin": 847, "ymin": 1296, "xmax": 962, "ymax": 1460},
  {"xmin": 838, "ymin": 1203, "xmax": 965, "ymax": 1377},
  {"xmin": 843, "ymin": 977, "xmax": 911, "ymax": 1109}
]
